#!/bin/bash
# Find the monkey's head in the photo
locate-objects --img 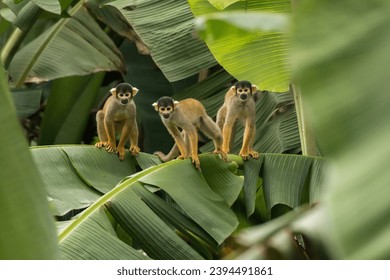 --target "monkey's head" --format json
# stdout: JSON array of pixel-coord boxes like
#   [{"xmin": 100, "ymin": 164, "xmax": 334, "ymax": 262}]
[
  {"xmin": 152, "ymin": 96, "xmax": 179, "ymax": 119},
  {"xmin": 232, "ymin": 80, "xmax": 258, "ymax": 102},
  {"xmin": 110, "ymin": 83, "xmax": 139, "ymax": 106}
]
